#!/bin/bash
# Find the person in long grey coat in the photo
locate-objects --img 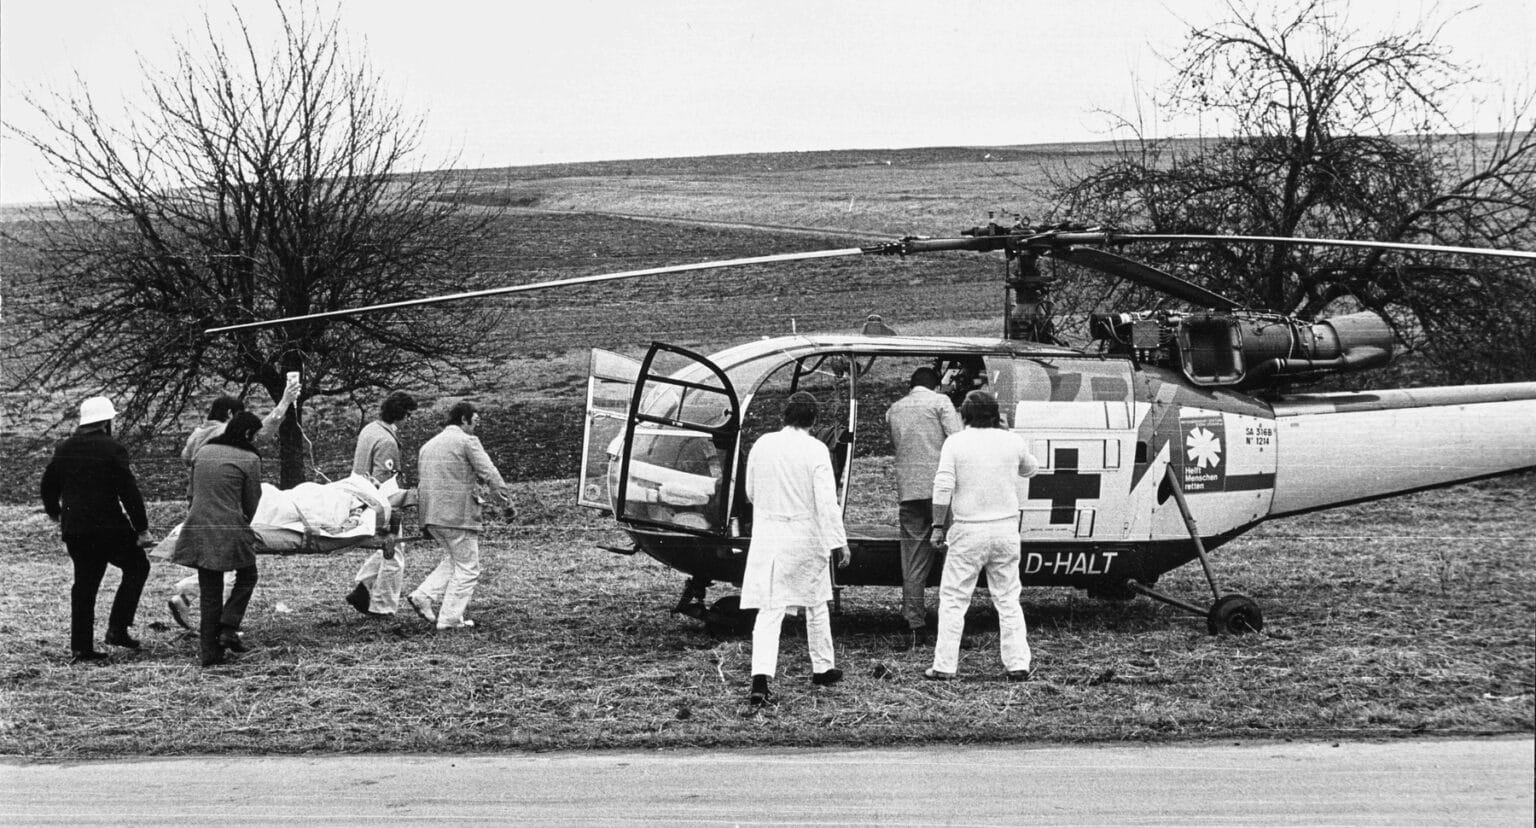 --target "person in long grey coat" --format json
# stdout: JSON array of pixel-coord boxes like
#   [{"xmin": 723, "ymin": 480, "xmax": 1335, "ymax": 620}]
[{"xmin": 171, "ymin": 411, "xmax": 263, "ymax": 667}]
